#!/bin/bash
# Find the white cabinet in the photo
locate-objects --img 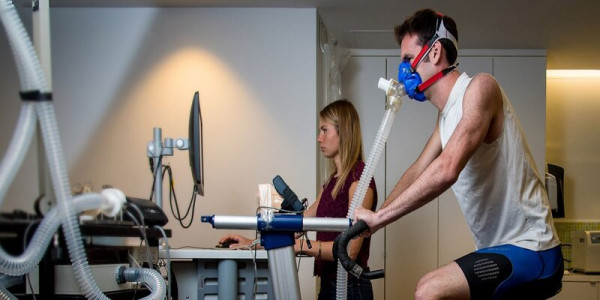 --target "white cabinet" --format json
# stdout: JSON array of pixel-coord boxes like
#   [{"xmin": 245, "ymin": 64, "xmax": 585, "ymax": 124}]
[
  {"xmin": 550, "ymin": 275, "xmax": 600, "ymax": 300},
  {"xmin": 342, "ymin": 50, "xmax": 546, "ymax": 299}
]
